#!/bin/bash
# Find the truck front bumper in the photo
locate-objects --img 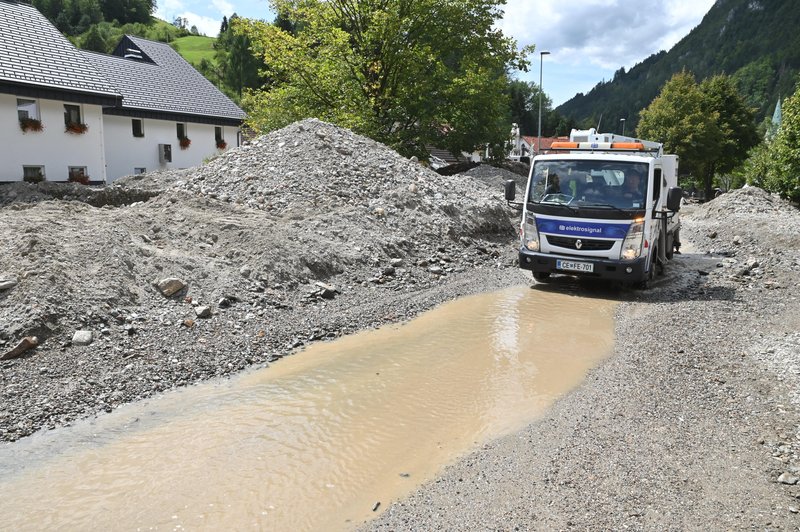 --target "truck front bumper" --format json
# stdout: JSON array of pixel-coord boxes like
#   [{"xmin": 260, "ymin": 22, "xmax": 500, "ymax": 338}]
[{"xmin": 518, "ymin": 249, "xmax": 649, "ymax": 282}]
